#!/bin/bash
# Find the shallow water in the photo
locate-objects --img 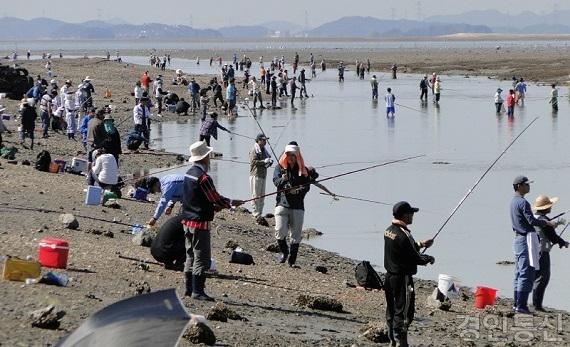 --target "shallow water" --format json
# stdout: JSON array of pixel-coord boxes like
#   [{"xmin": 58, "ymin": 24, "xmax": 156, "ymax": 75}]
[
  {"xmin": 3, "ymin": 38, "xmax": 570, "ymax": 53},
  {"xmin": 134, "ymin": 56, "xmax": 570, "ymax": 310}
]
